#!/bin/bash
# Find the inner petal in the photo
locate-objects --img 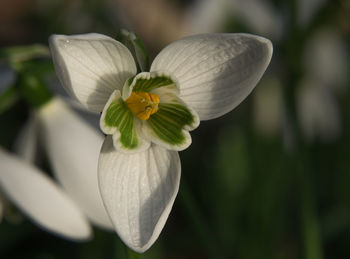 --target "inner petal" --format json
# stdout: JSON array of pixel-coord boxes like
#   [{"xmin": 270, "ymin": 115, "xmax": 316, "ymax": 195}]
[{"xmin": 126, "ymin": 92, "xmax": 160, "ymax": 120}]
